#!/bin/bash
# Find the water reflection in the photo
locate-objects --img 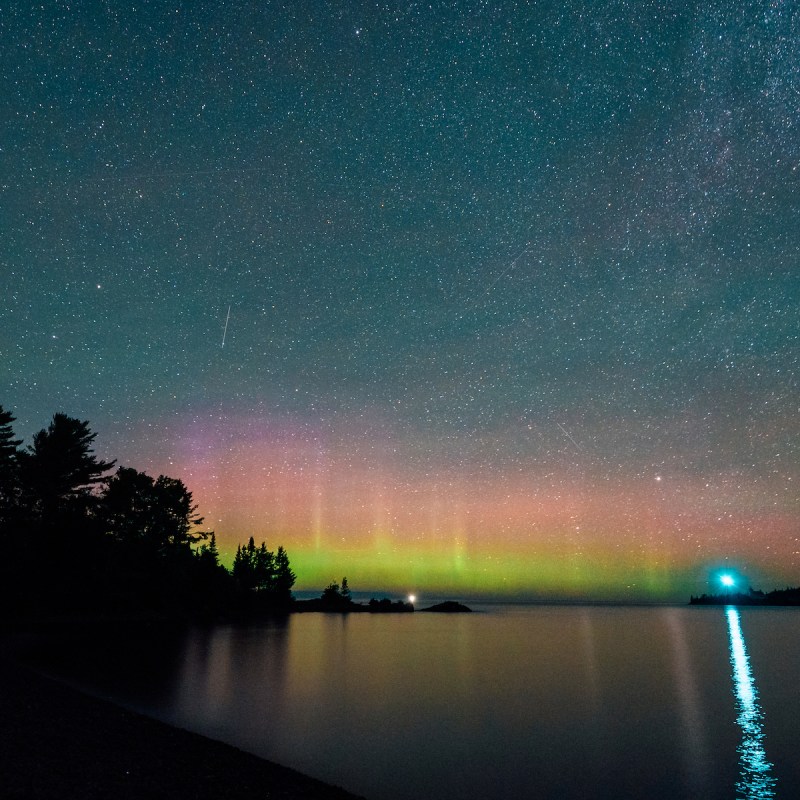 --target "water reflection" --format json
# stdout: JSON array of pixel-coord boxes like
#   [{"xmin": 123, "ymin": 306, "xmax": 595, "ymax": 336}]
[
  {"xmin": 34, "ymin": 607, "xmax": 800, "ymax": 800},
  {"xmin": 665, "ymin": 609, "xmax": 710, "ymax": 797},
  {"xmin": 725, "ymin": 607, "xmax": 776, "ymax": 799}
]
